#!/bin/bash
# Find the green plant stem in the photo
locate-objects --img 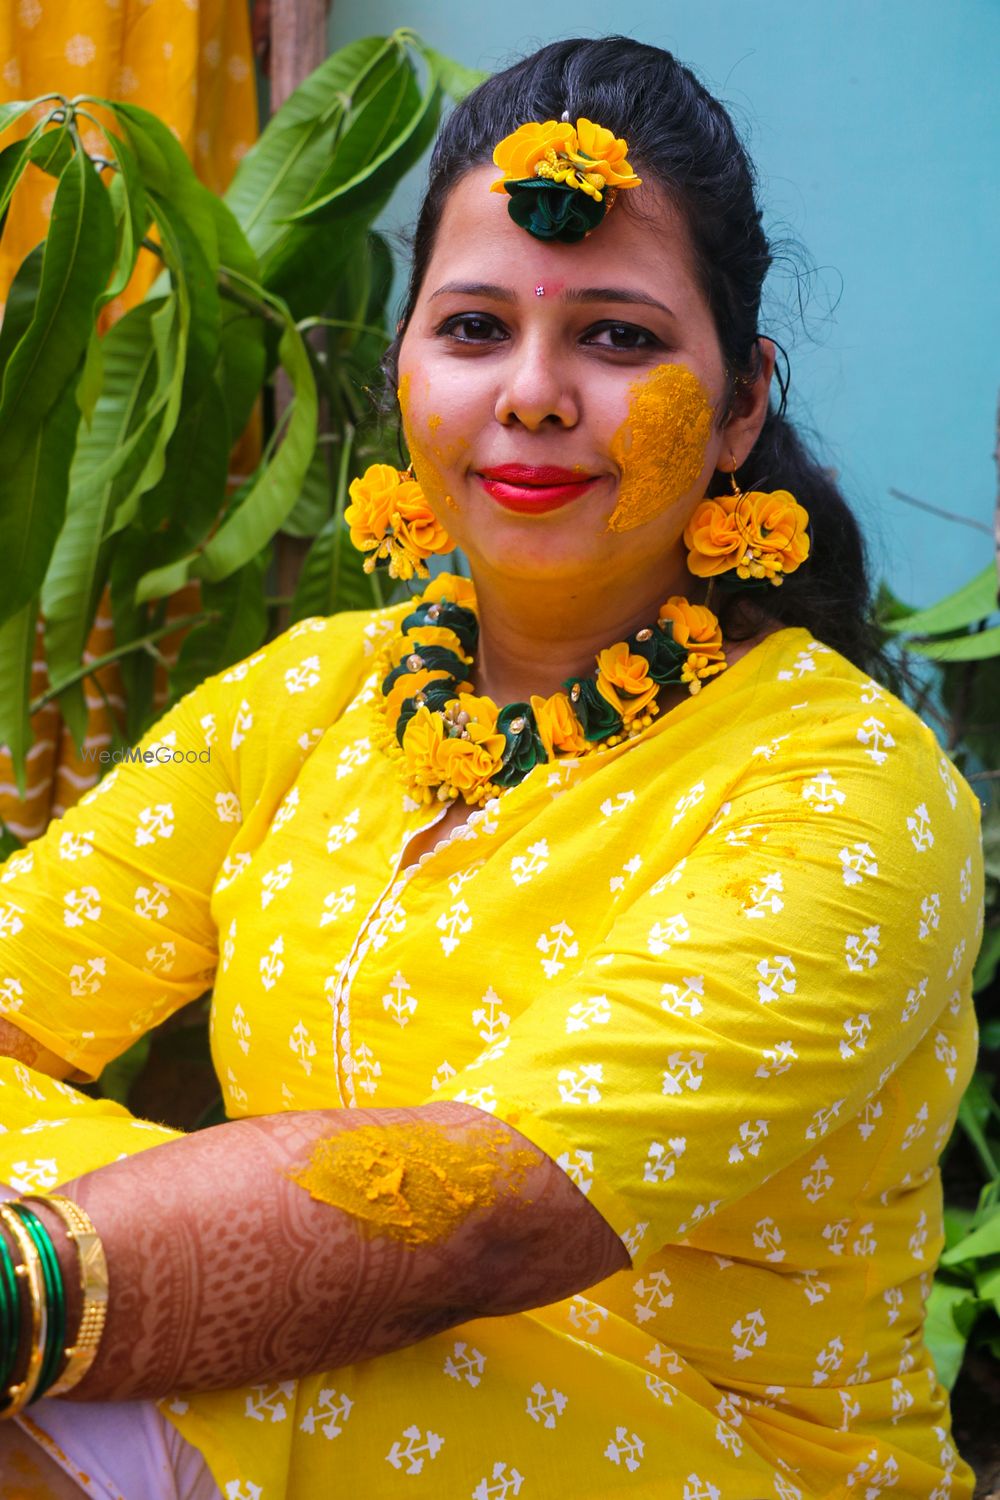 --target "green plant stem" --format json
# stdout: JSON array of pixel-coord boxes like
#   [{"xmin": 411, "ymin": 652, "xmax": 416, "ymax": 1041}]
[
  {"xmin": 298, "ymin": 315, "xmax": 389, "ymax": 341},
  {"xmin": 30, "ymin": 612, "xmax": 216, "ymax": 715}
]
